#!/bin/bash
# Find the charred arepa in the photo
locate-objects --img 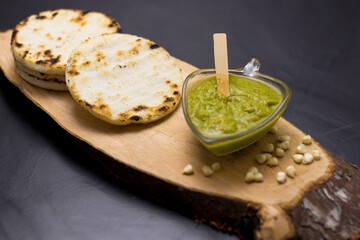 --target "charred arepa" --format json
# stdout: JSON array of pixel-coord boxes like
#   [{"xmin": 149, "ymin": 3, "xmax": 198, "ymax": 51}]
[
  {"xmin": 66, "ymin": 33, "xmax": 182, "ymax": 125},
  {"xmin": 11, "ymin": 9, "xmax": 121, "ymax": 90}
]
